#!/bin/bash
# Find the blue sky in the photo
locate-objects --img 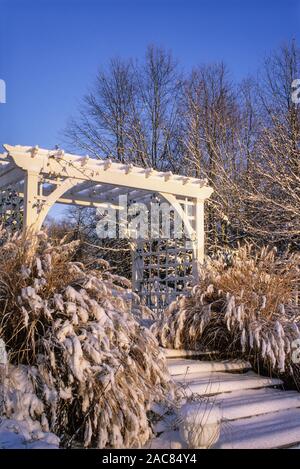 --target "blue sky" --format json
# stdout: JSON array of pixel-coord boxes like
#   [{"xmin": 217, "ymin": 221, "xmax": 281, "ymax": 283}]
[{"xmin": 1, "ymin": 0, "xmax": 300, "ymax": 151}]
